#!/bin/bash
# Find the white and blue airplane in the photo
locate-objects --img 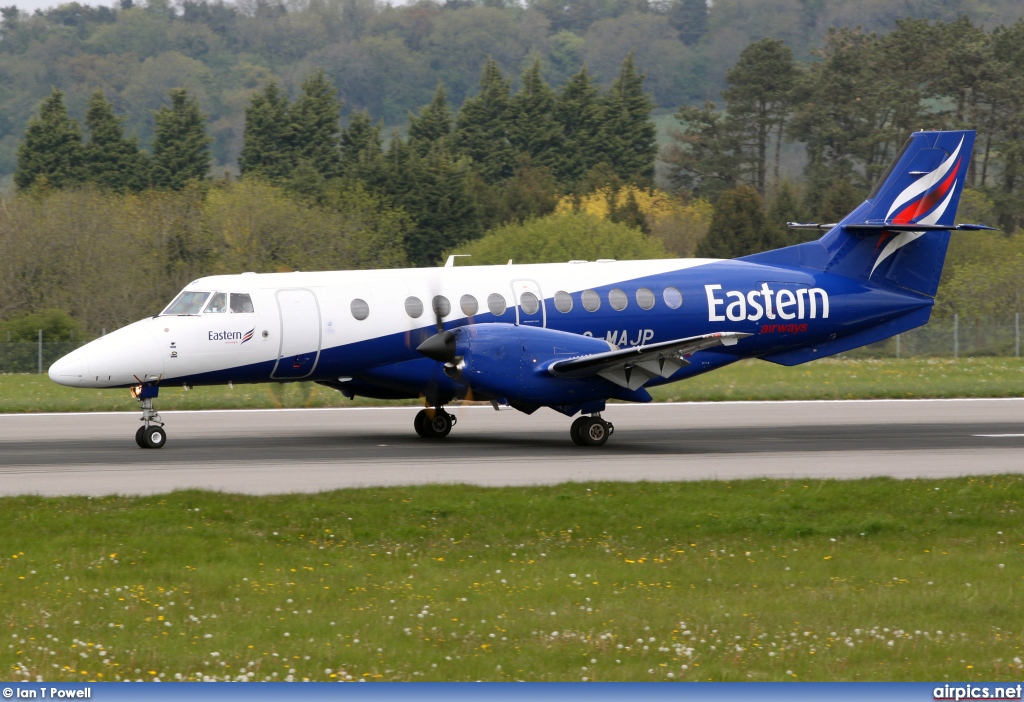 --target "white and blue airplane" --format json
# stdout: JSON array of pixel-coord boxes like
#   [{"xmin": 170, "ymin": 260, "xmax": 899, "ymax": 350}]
[{"xmin": 49, "ymin": 129, "xmax": 992, "ymax": 449}]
